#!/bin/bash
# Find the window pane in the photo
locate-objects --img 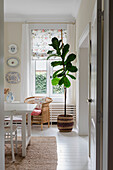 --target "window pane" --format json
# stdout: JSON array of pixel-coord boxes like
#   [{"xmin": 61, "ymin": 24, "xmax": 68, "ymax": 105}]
[
  {"xmin": 35, "ymin": 61, "xmax": 47, "ymax": 94},
  {"xmin": 52, "ymin": 64, "xmax": 64, "ymax": 94},
  {"xmin": 53, "ymin": 84, "xmax": 64, "ymax": 94}
]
